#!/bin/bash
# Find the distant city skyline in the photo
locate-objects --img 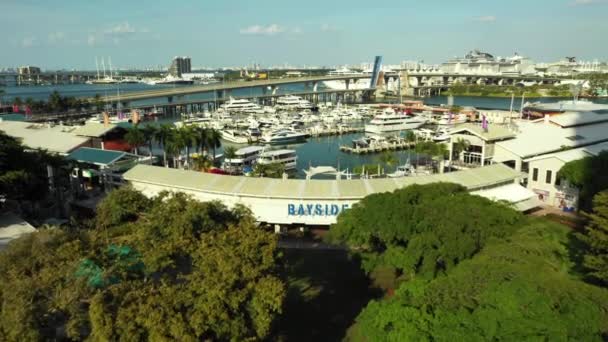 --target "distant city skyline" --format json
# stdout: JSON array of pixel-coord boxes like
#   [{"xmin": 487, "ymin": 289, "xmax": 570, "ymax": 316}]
[{"xmin": 2, "ymin": 0, "xmax": 608, "ymax": 70}]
